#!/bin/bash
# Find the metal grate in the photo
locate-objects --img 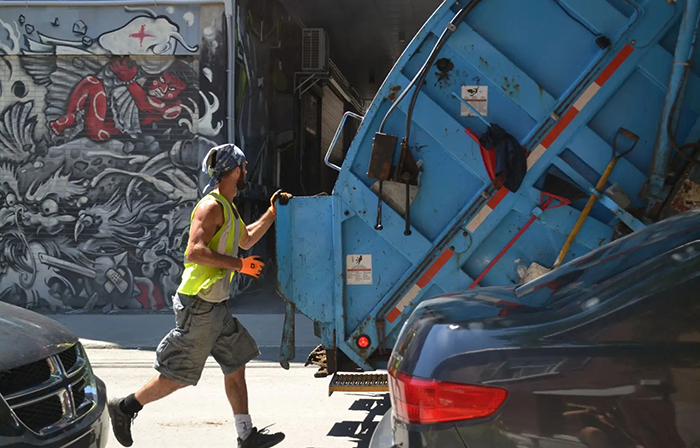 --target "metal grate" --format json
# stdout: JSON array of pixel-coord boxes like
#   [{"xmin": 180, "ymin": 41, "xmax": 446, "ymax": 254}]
[
  {"xmin": 0, "ymin": 359, "xmax": 51, "ymax": 396},
  {"xmin": 72, "ymin": 379, "xmax": 86, "ymax": 408},
  {"xmin": 58, "ymin": 345, "xmax": 78, "ymax": 373},
  {"xmin": 14, "ymin": 395, "xmax": 63, "ymax": 433},
  {"xmin": 328, "ymin": 372, "xmax": 388, "ymax": 396},
  {"xmin": 322, "ymin": 85, "xmax": 346, "ymax": 167}
]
